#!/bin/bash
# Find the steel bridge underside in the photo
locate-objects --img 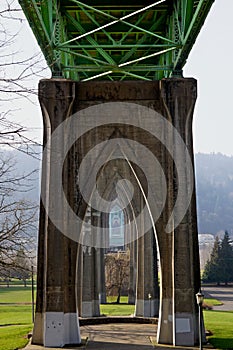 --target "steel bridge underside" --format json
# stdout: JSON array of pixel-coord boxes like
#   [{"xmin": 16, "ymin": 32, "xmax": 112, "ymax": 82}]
[{"xmin": 19, "ymin": 0, "xmax": 215, "ymax": 81}]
